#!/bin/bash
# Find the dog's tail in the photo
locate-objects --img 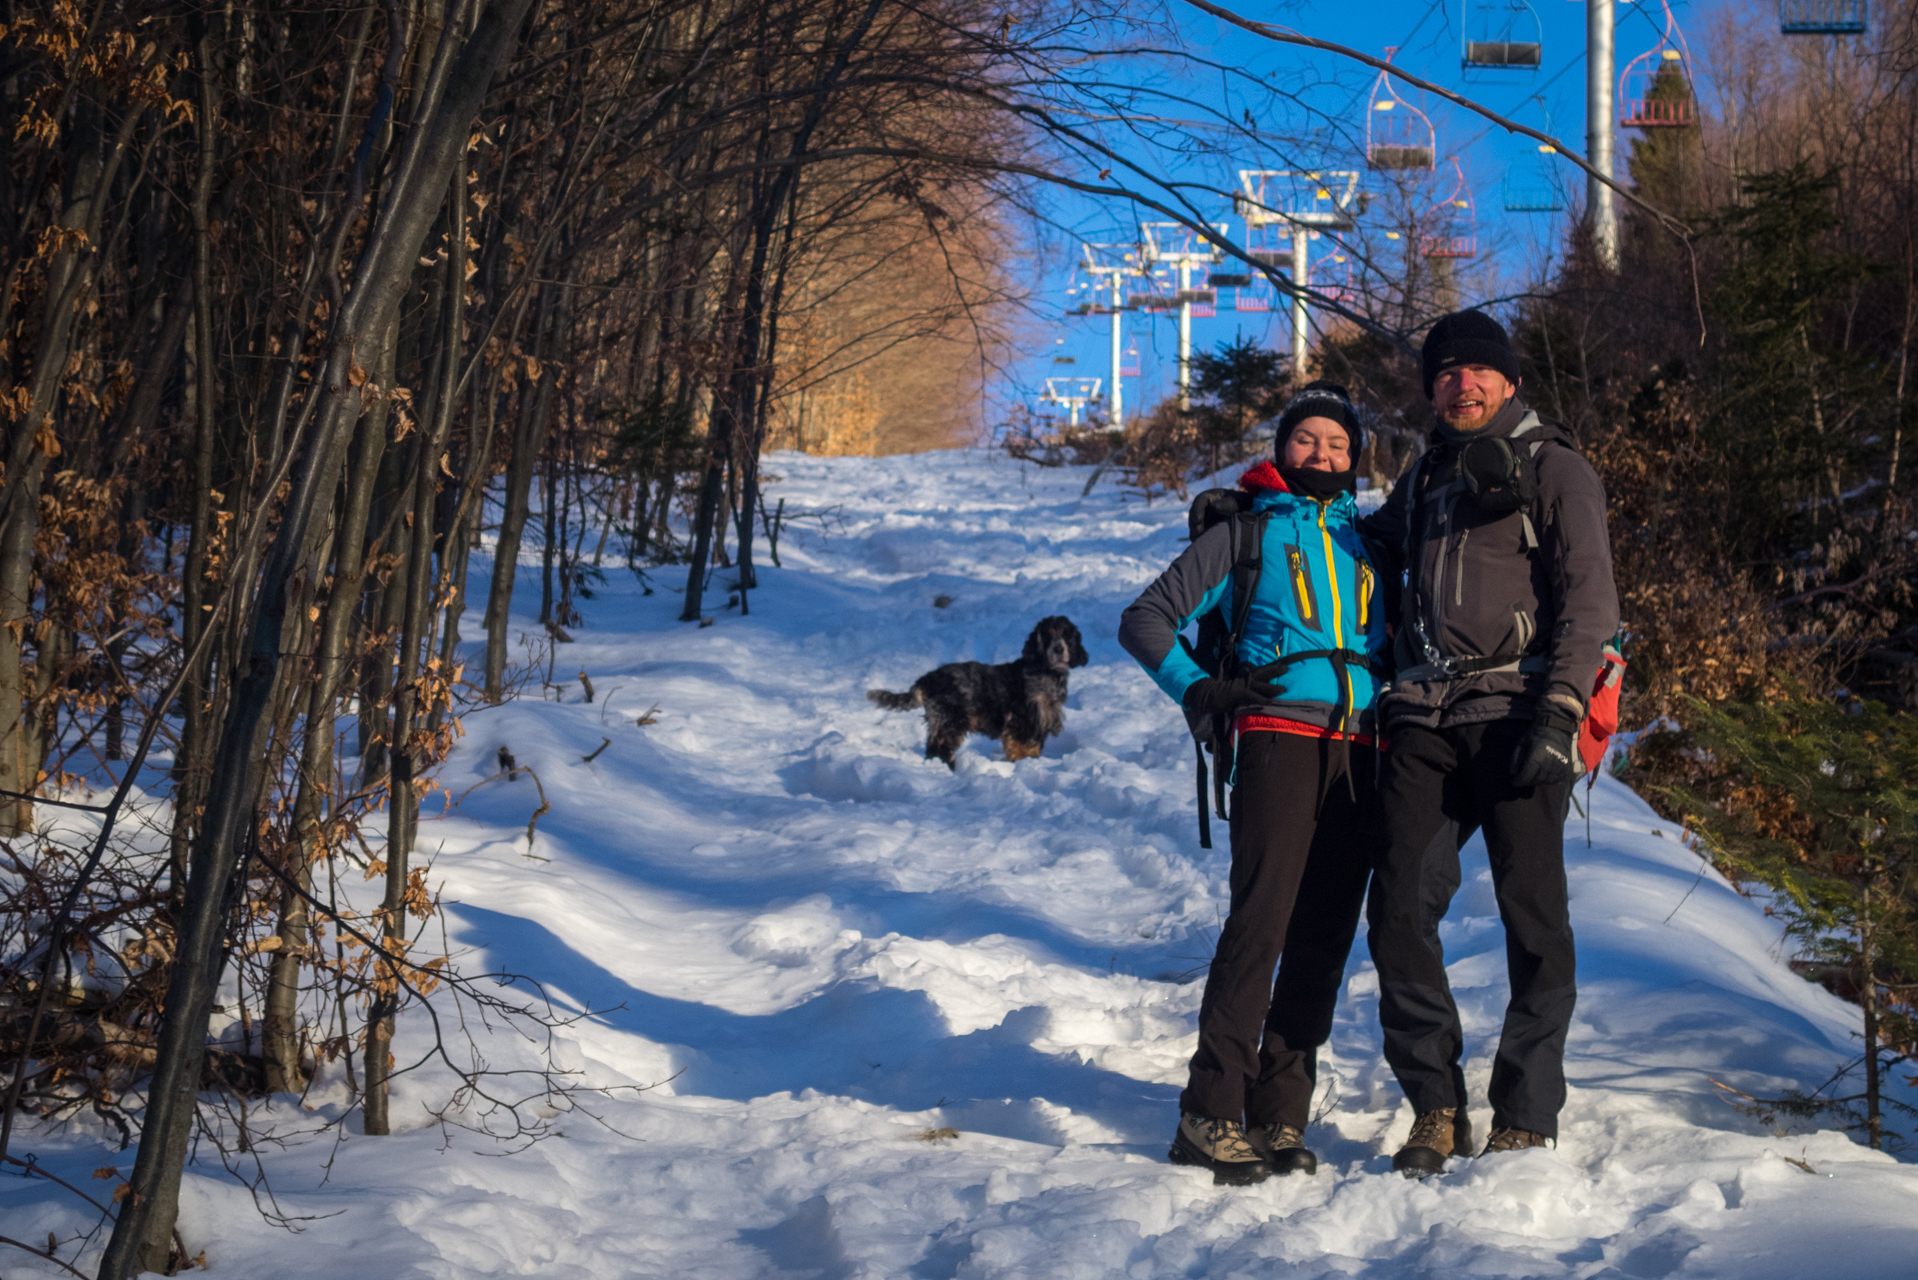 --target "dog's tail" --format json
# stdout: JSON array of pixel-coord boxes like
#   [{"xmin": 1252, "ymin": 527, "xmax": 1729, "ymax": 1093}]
[{"xmin": 866, "ymin": 687, "xmax": 922, "ymax": 711}]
